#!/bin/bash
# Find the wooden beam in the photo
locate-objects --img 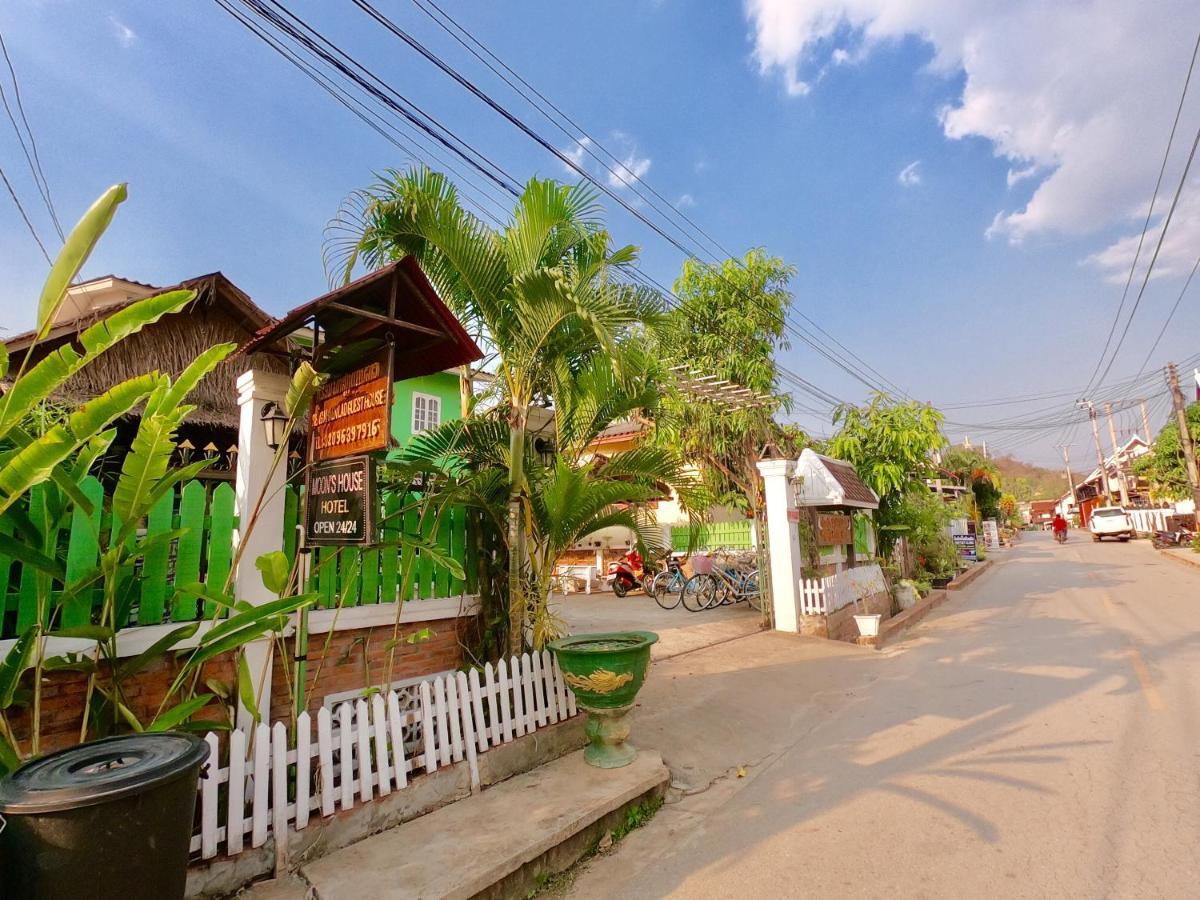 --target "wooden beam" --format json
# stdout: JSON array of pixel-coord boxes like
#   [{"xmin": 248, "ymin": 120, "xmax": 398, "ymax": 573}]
[{"xmin": 325, "ymin": 302, "xmax": 444, "ymax": 338}]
